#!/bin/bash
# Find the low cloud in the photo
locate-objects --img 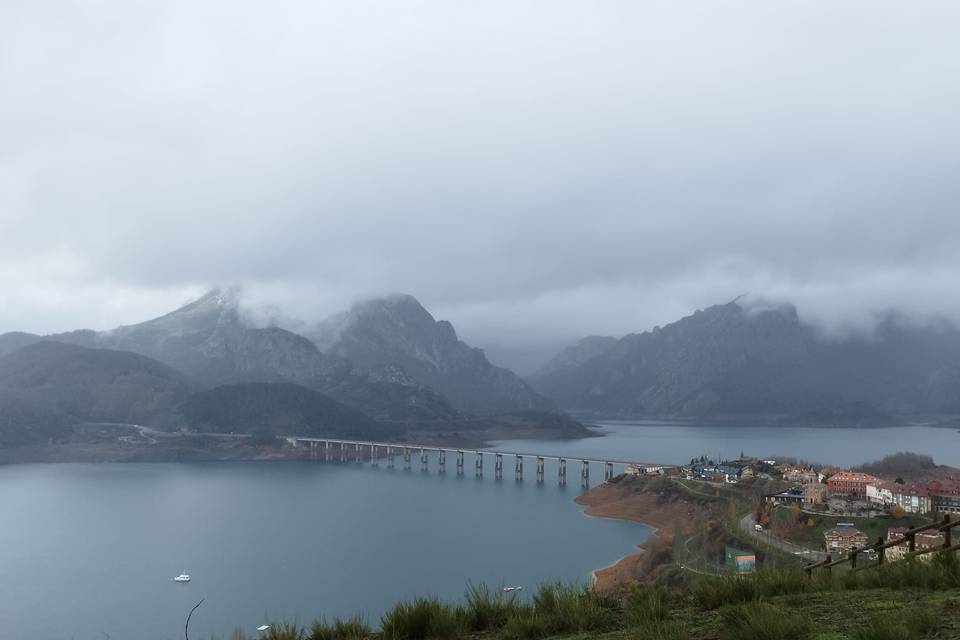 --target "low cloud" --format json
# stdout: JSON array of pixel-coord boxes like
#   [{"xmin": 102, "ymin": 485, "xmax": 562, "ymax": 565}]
[{"xmin": 2, "ymin": 1, "xmax": 960, "ymax": 370}]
